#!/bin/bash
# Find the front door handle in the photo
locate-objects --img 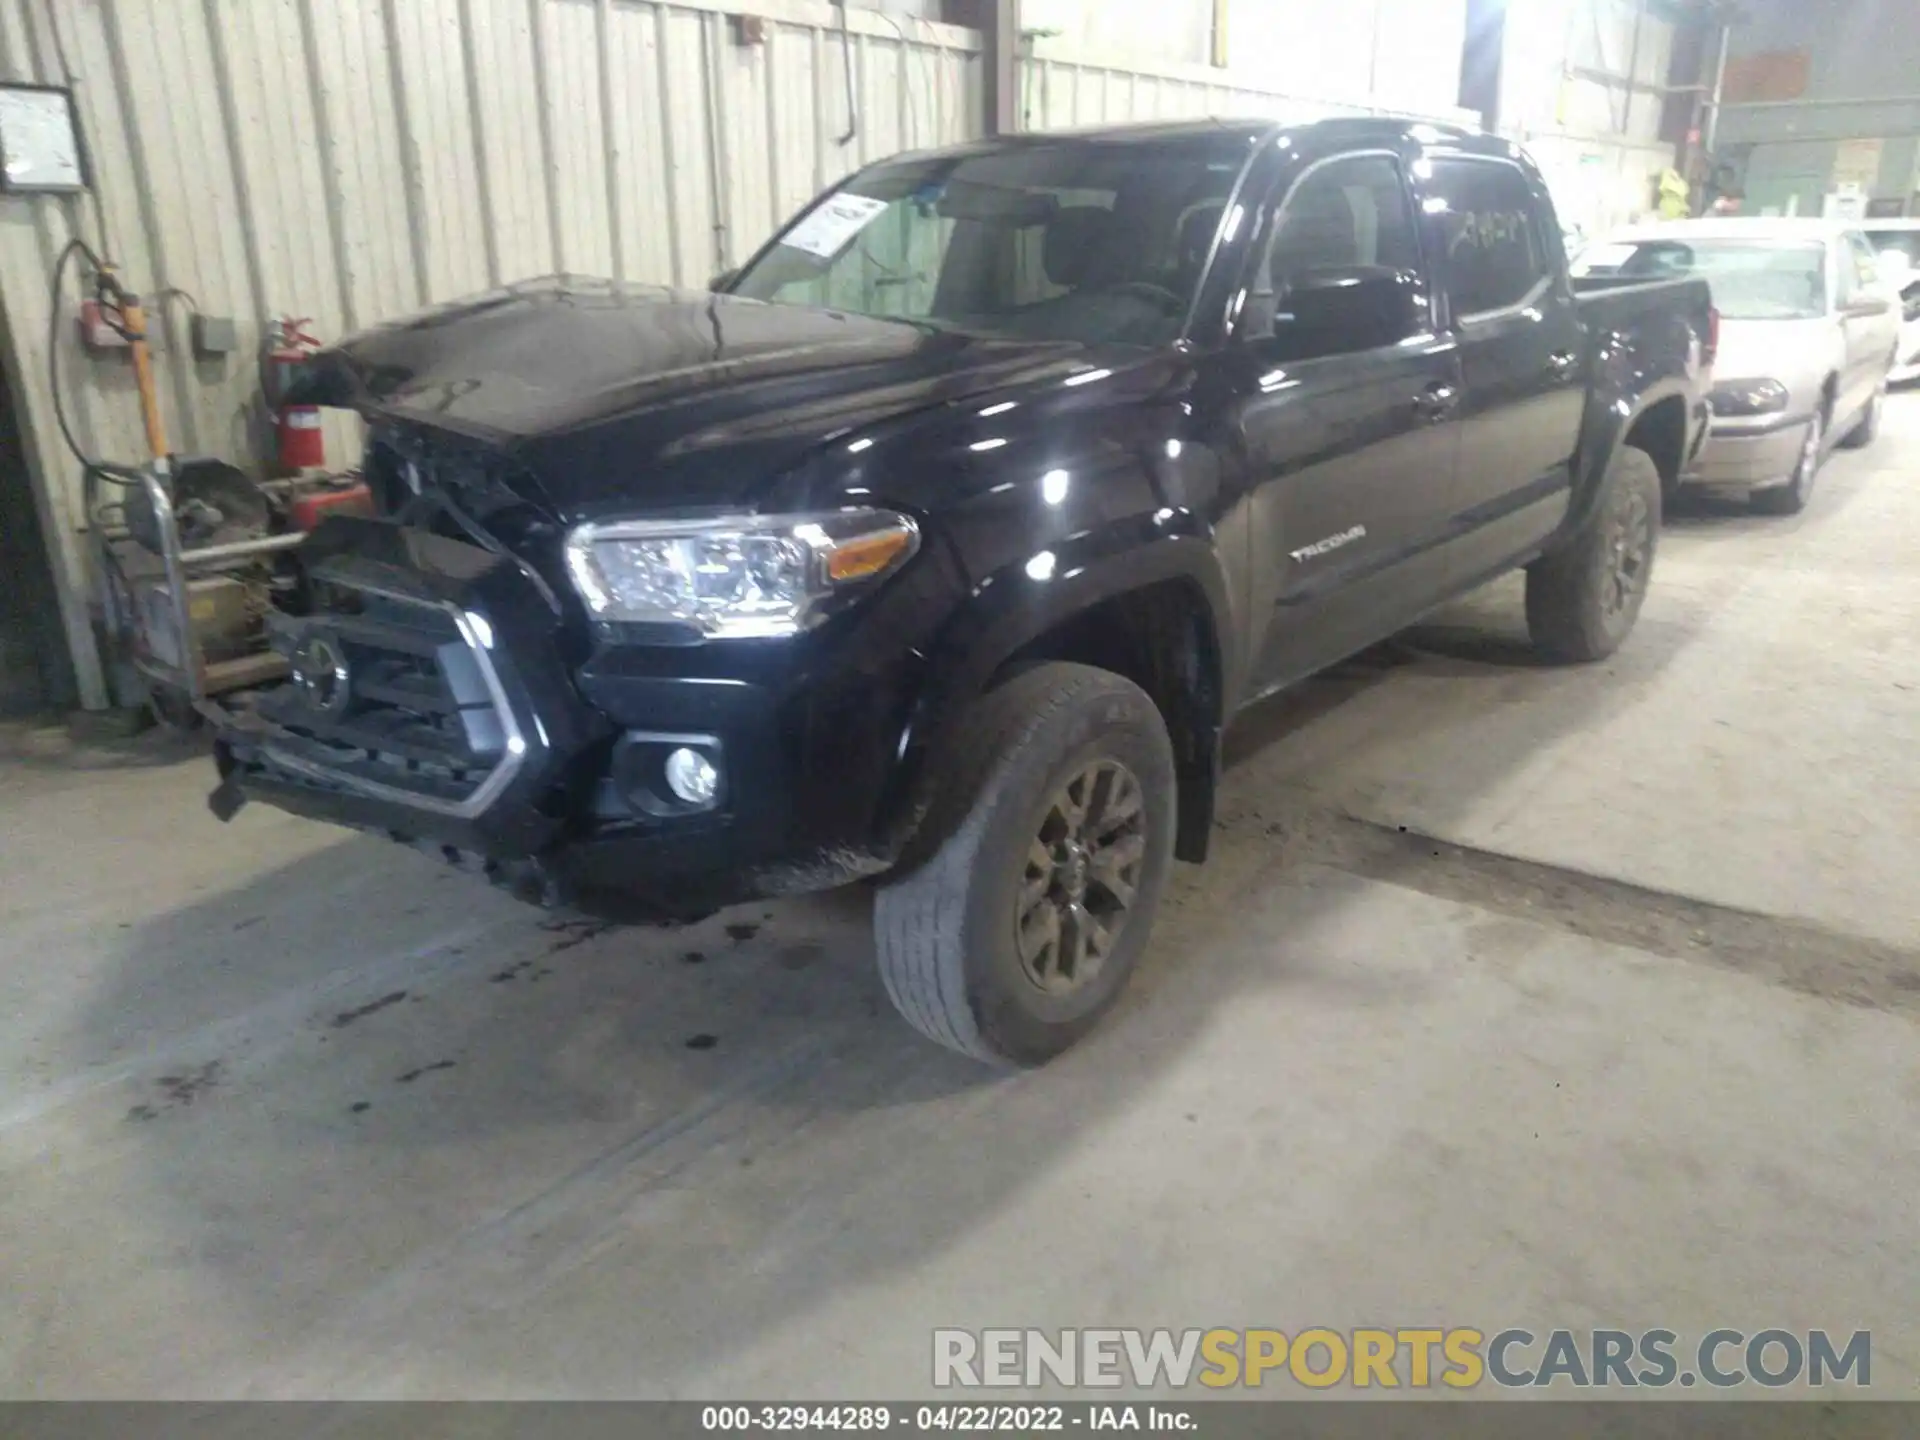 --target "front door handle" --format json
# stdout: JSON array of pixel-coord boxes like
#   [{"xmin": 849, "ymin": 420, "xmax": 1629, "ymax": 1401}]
[
  {"xmin": 1547, "ymin": 350, "xmax": 1578, "ymax": 376},
  {"xmin": 1413, "ymin": 382, "xmax": 1459, "ymax": 422}
]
